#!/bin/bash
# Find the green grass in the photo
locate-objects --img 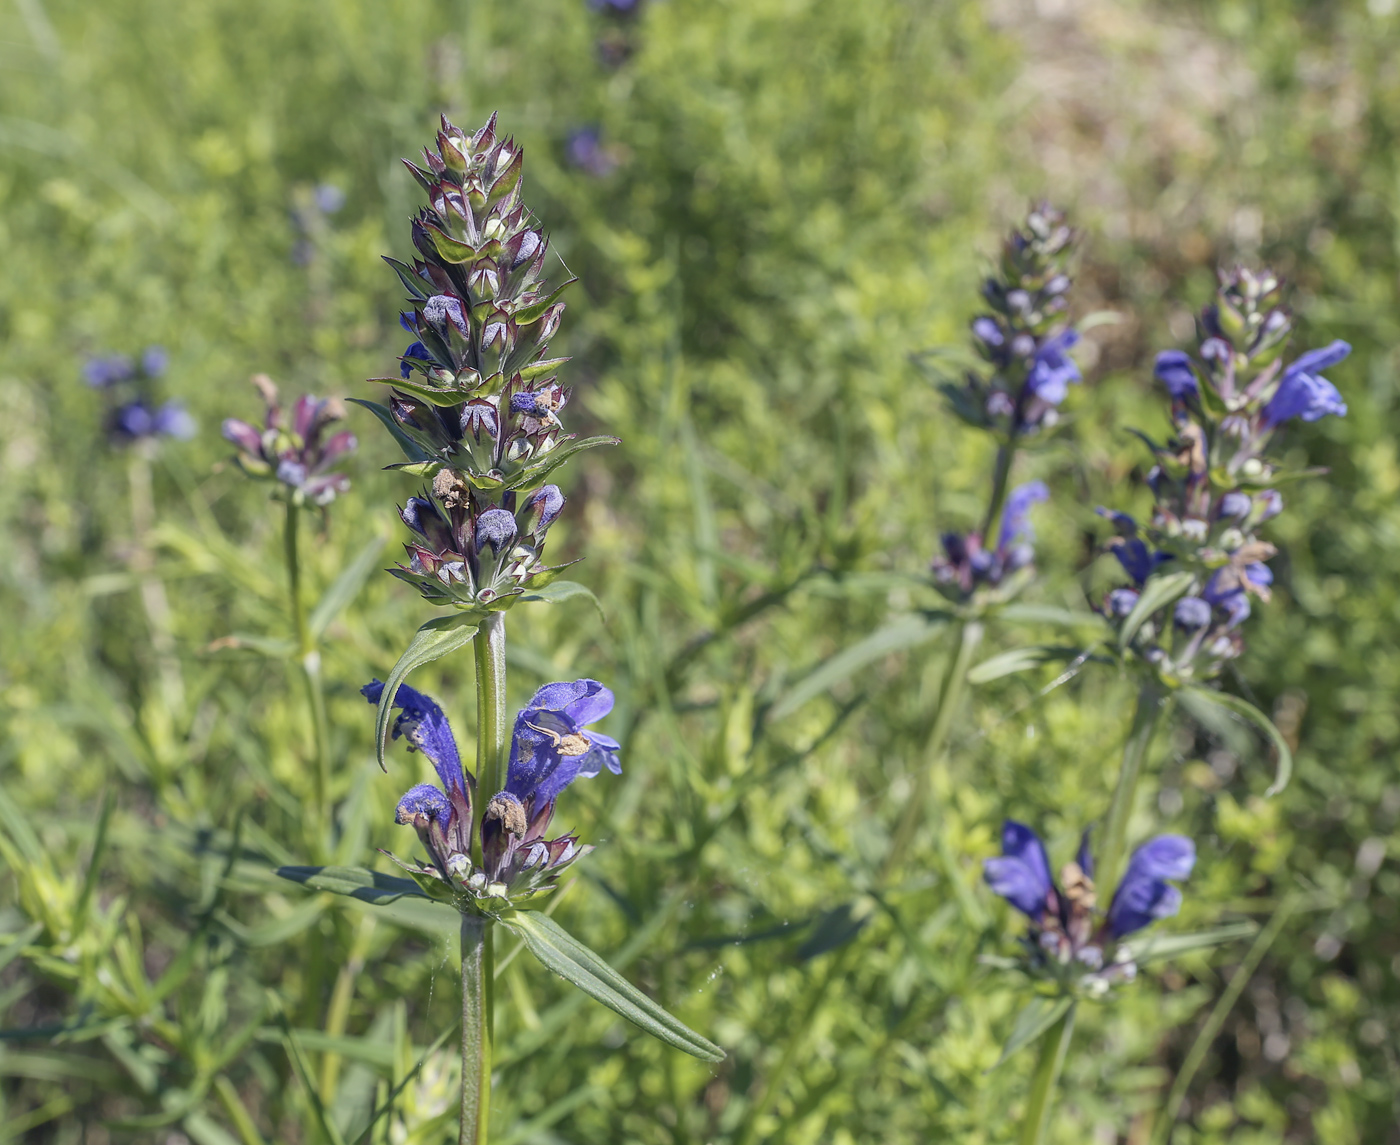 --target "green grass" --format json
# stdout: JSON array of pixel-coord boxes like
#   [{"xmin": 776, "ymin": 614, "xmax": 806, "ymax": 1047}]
[{"xmin": 2, "ymin": 0, "xmax": 1399, "ymax": 1141}]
